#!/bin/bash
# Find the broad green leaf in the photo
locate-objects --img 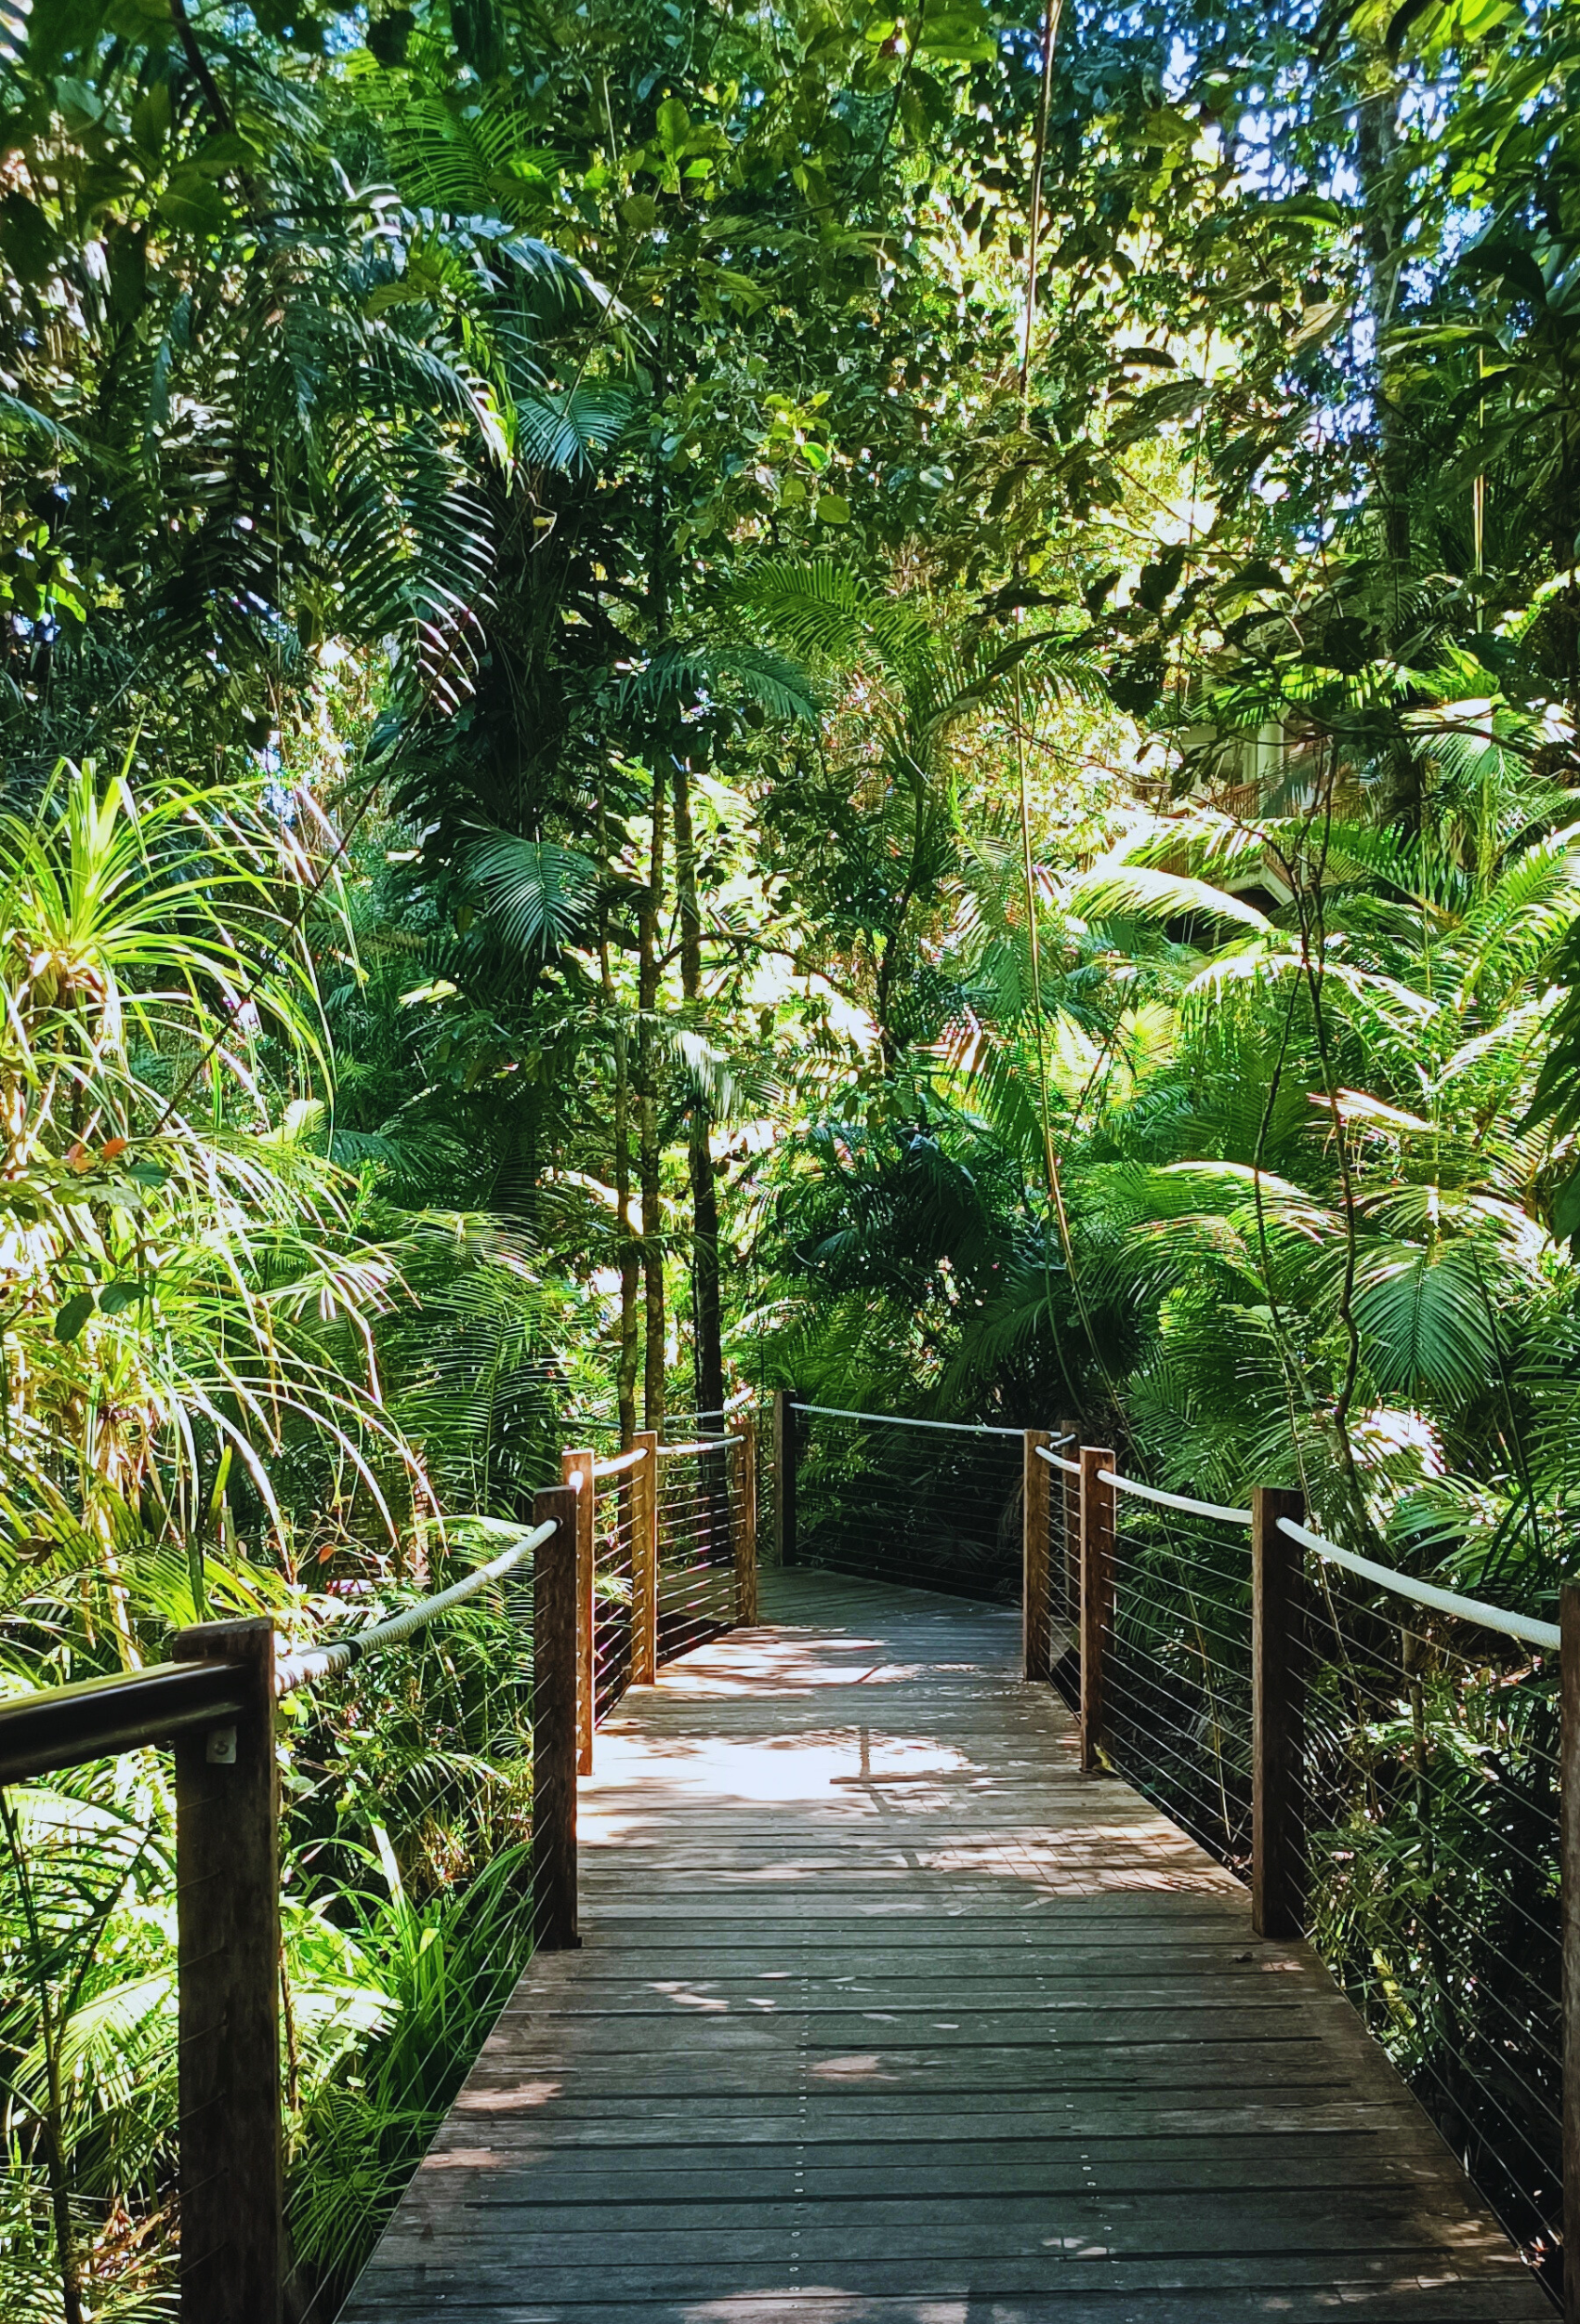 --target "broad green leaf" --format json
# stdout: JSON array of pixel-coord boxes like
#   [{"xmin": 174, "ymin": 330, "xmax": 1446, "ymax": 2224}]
[
  {"xmin": 656, "ymin": 97, "xmax": 690, "ymax": 152},
  {"xmin": 54, "ymin": 1291, "xmax": 95, "ymax": 1343},
  {"xmin": 158, "ymin": 165, "xmax": 229, "ymax": 237}
]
